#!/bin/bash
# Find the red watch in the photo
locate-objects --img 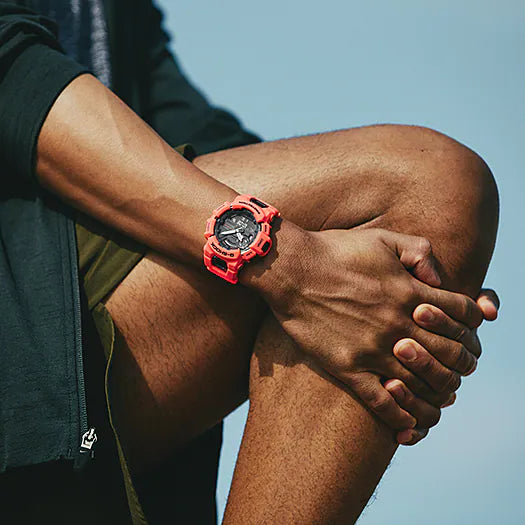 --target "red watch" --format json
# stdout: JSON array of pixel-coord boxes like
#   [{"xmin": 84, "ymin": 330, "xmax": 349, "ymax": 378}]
[{"xmin": 204, "ymin": 194, "xmax": 280, "ymax": 283}]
